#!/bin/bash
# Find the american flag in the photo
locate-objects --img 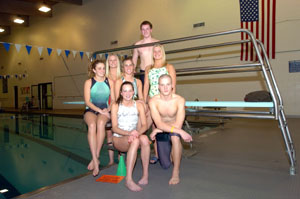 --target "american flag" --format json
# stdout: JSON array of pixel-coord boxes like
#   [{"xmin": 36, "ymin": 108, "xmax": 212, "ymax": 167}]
[{"xmin": 239, "ymin": 0, "xmax": 276, "ymax": 61}]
